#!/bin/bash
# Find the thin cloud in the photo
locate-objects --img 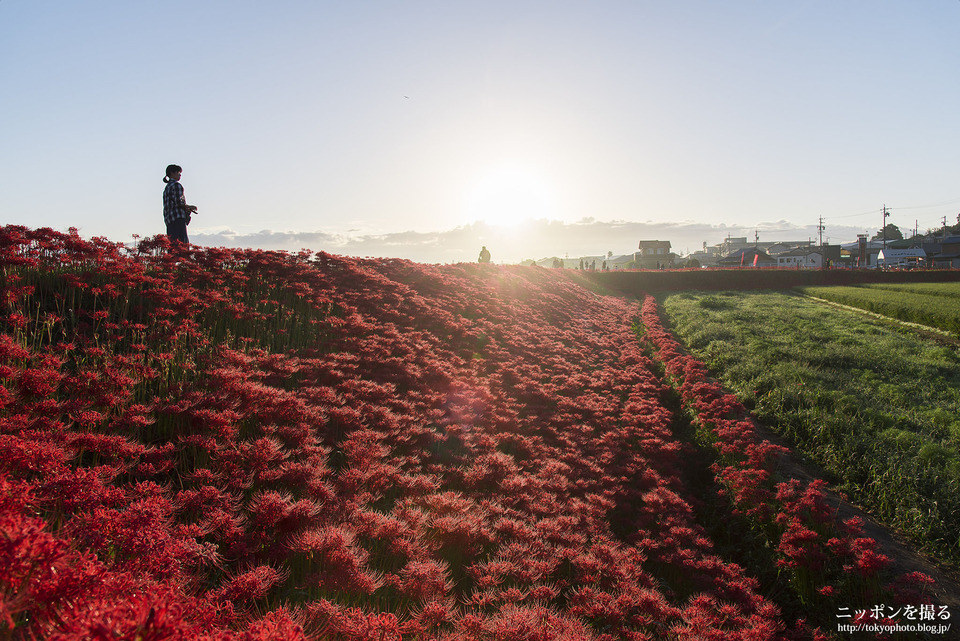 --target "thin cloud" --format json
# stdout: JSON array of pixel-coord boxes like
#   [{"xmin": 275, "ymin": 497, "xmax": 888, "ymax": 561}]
[{"xmin": 191, "ymin": 219, "xmax": 874, "ymax": 264}]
